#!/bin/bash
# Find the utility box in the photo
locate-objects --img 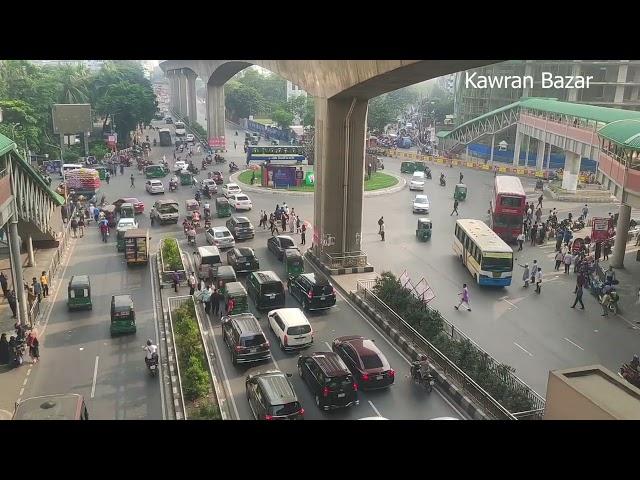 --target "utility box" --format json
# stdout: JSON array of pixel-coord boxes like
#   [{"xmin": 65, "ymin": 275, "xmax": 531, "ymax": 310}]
[{"xmin": 544, "ymin": 365, "xmax": 640, "ymax": 420}]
